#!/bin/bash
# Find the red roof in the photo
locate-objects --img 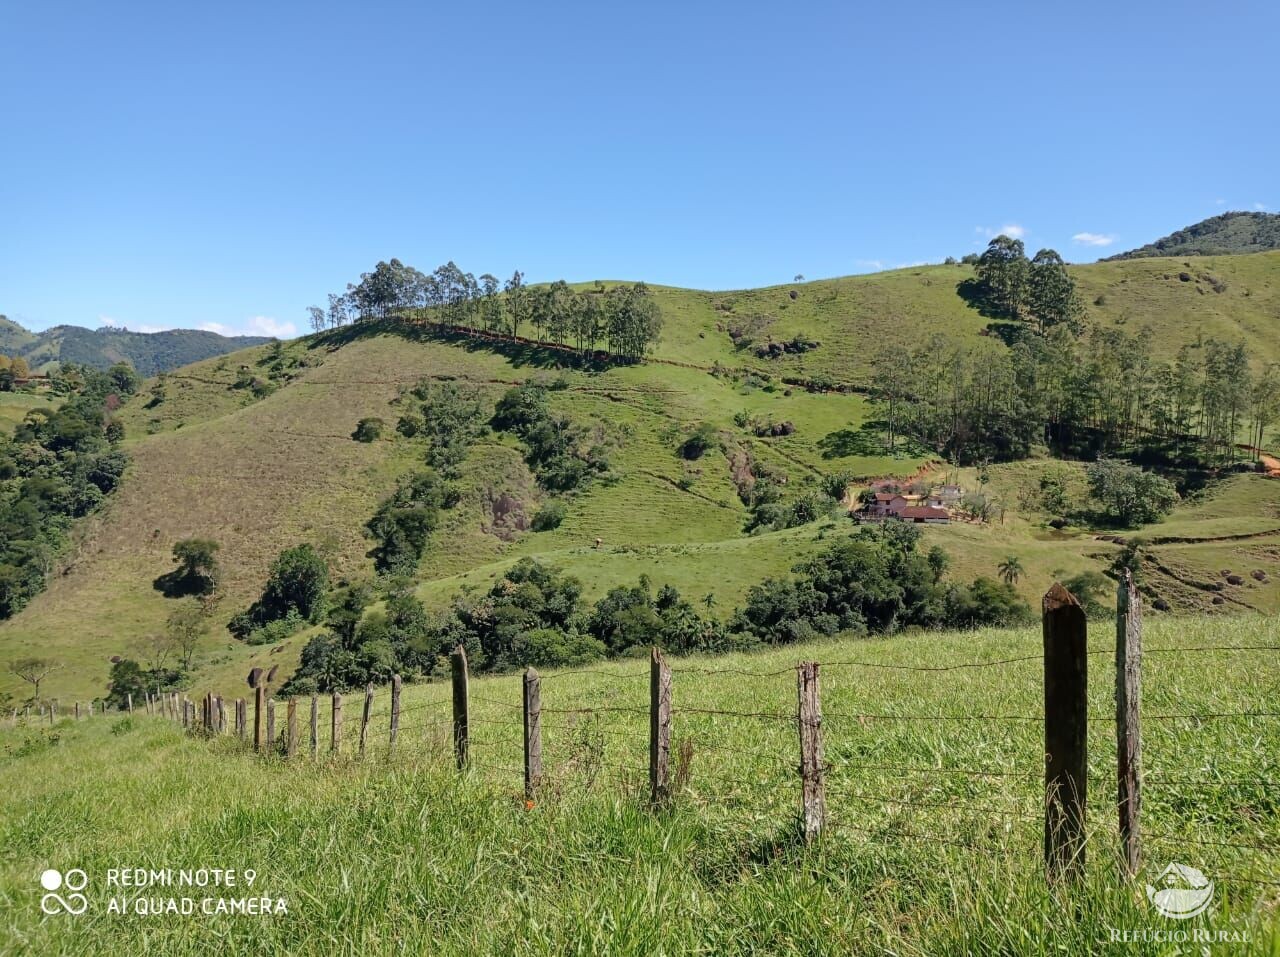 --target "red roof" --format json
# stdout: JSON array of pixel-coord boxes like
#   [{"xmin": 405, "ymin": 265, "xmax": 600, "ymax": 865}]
[{"xmin": 901, "ymin": 505, "xmax": 949, "ymax": 520}]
